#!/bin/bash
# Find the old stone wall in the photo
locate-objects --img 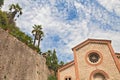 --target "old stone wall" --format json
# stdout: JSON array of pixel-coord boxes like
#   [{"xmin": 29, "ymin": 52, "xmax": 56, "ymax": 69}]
[{"xmin": 0, "ymin": 28, "xmax": 50, "ymax": 80}]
